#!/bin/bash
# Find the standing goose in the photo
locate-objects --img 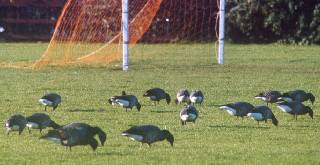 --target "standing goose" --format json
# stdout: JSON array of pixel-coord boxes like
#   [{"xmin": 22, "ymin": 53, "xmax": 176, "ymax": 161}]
[
  {"xmin": 279, "ymin": 90, "xmax": 315, "ymax": 105},
  {"xmin": 143, "ymin": 88, "xmax": 171, "ymax": 105},
  {"xmin": 26, "ymin": 113, "xmax": 61, "ymax": 134},
  {"xmin": 5, "ymin": 114, "xmax": 27, "ymax": 135},
  {"xmin": 255, "ymin": 90, "xmax": 282, "ymax": 106},
  {"xmin": 180, "ymin": 104, "xmax": 198, "ymax": 125},
  {"xmin": 108, "ymin": 92, "xmax": 141, "ymax": 112},
  {"xmin": 175, "ymin": 89, "xmax": 190, "ymax": 104},
  {"xmin": 40, "ymin": 122, "xmax": 106, "ymax": 151},
  {"xmin": 276, "ymin": 101, "xmax": 313, "ymax": 120},
  {"xmin": 247, "ymin": 106, "xmax": 278, "ymax": 126},
  {"xmin": 122, "ymin": 125, "xmax": 174, "ymax": 147},
  {"xmin": 219, "ymin": 102, "xmax": 255, "ymax": 118},
  {"xmin": 189, "ymin": 90, "xmax": 204, "ymax": 105},
  {"xmin": 39, "ymin": 93, "xmax": 61, "ymax": 111}
]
